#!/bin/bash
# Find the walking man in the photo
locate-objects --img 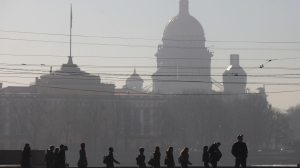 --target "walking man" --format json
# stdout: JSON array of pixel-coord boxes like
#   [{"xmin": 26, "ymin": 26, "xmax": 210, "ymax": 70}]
[
  {"xmin": 231, "ymin": 135, "xmax": 248, "ymax": 168},
  {"xmin": 46, "ymin": 145, "xmax": 55, "ymax": 168},
  {"xmin": 55, "ymin": 144, "xmax": 67, "ymax": 168},
  {"xmin": 208, "ymin": 142, "xmax": 222, "ymax": 168},
  {"xmin": 106, "ymin": 147, "xmax": 120, "ymax": 168}
]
